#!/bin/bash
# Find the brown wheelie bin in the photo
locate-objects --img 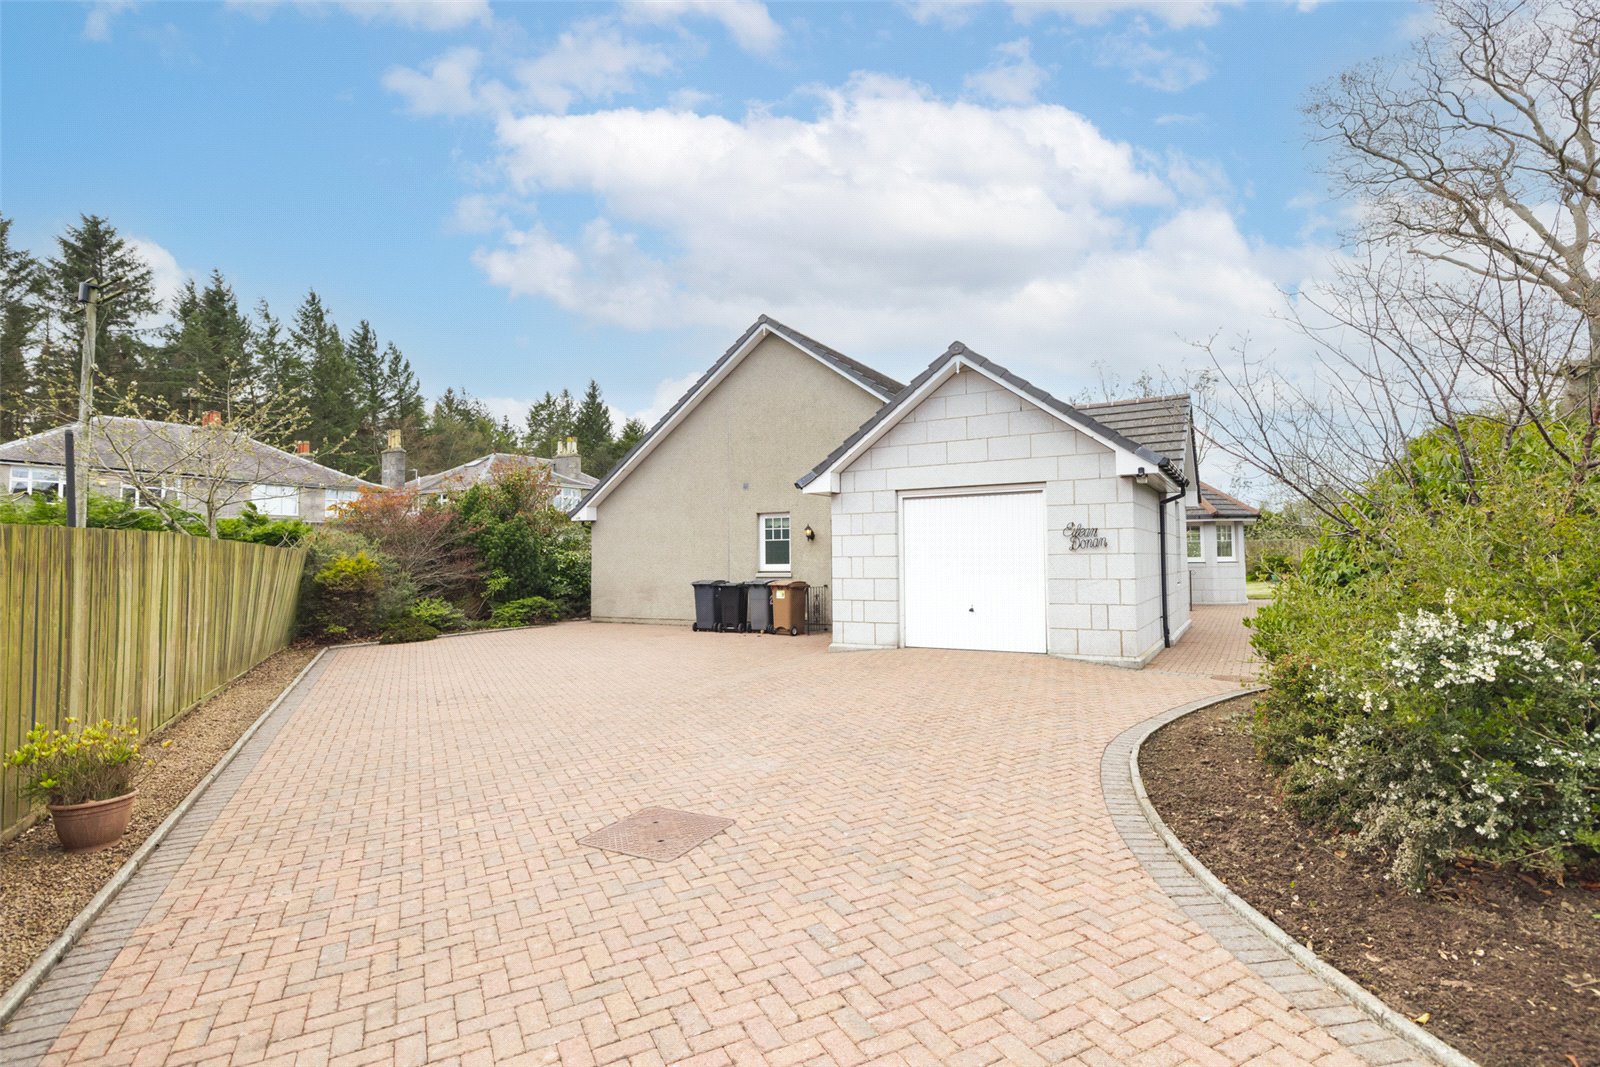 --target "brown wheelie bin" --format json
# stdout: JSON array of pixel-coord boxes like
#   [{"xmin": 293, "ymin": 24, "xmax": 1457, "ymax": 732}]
[{"xmin": 769, "ymin": 580, "xmax": 808, "ymax": 635}]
